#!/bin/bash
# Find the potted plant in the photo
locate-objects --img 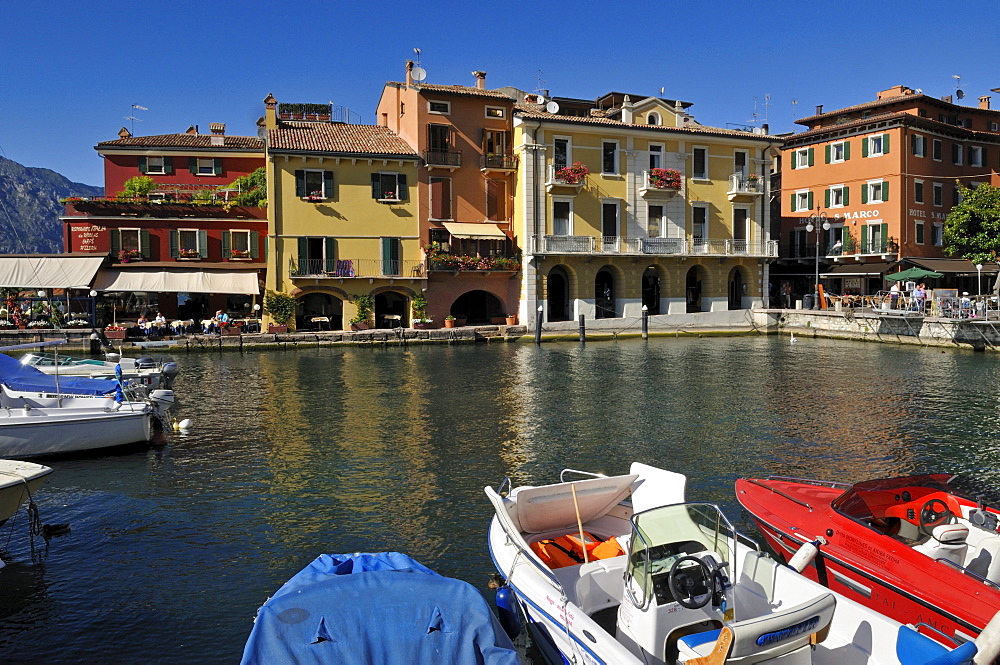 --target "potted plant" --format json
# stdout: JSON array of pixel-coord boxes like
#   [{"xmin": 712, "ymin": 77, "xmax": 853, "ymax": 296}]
[
  {"xmin": 264, "ymin": 290, "xmax": 296, "ymax": 333},
  {"xmin": 554, "ymin": 162, "xmax": 589, "ymax": 185},
  {"xmin": 444, "ymin": 315, "xmax": 456, "ymax": 329},
  {"xmin": 118, "ymin": 249, "xmax": 143, "ymax": 263},
  {"xmin": 0, "ymin": 319, "xmax": 14, "ymax": 330},
  {"xmin": 648, "ymin": 168, "xmax": 682, "ymax": 190},
  {"xmin": 505, "ymin": 314, "xmax": 517, "ymax": 325},
  {"xmin": 411, "ymin": 294, "xmax": 428, "ymax": 326},
  {"xmin": 349, "ymin": 294, "xmax": 374, "ymax": 330},
  {"xmin": 104, "ymin": 324, "xmax": 127, "ymax": 340},
  {"xmin": 306, "ymin": 190, "xmax": 323, "ymax": 202}
]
